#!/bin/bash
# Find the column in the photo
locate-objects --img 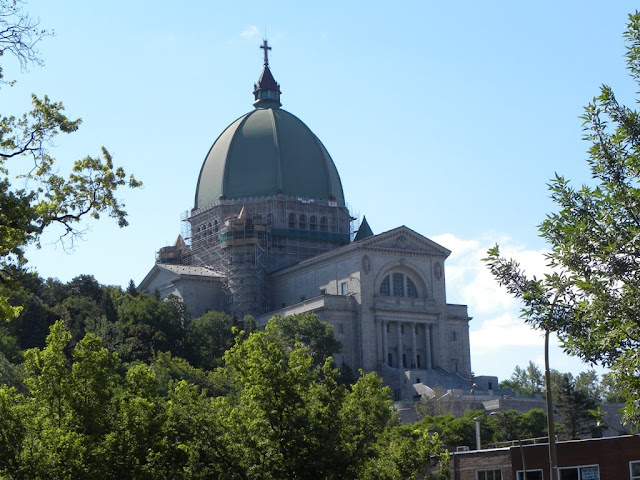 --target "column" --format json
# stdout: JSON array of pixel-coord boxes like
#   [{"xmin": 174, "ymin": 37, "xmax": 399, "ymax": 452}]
[
  {"xmin": 396, "ymin": 322, "xmax": 403, "ymax": 369},
  {"xmin": 424, "ymin": 324, "xmax": 432, "ymax": 369},
  {"xmin": 411, "ymin": 322, "xmax": 417, "ymax": 369},
  {"xmin": 382, "ymin": 320, "xmax": 388, "ymax": 366}
]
